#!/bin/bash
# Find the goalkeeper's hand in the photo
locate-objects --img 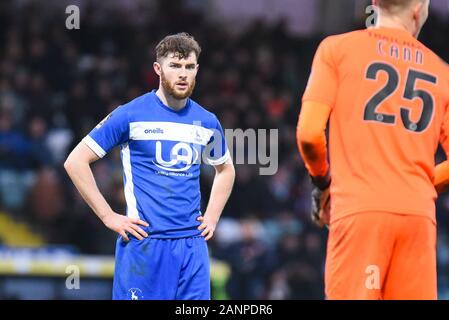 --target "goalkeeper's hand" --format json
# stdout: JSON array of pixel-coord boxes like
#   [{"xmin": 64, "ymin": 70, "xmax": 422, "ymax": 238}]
[{"xmin": 310, "ymin": 173, "xmax": 331, "ymax": 228}]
